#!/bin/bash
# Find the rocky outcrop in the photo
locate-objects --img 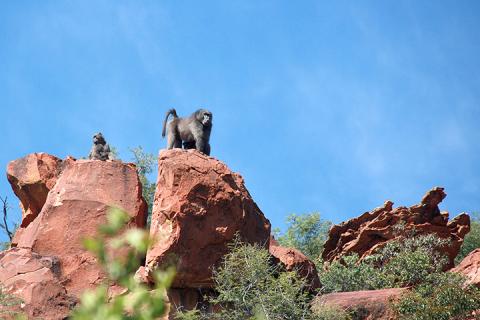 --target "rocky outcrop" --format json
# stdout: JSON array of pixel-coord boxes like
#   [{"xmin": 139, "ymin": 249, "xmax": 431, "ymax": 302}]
[
  {"xmin": 7, "ymin": 153, "xmax": 63, "ymax": 228},
  {"xmin": 0, "ymin": 247, "xmax": 76, "ymax": 320},
  {"xmin": 322, "ymin": 187, "xmax": 470, "ymax": 269},
  {"xmin": 11, "ymin": 157, "xmax": 147, "ymax": 297},
  {"xmin": 312, "ymin": 288, "xmax": 406, "ymax": 320},
  {"xmin": 146, "ymin": 149, "xmax": 271, "ymax": 288},
  {"xmin": 451, "ymin": 249, "xmax": 480, "ymax": 288},
  {"xmin": 269, "ymin": 237, "xmax": 320, "ymax": 291}
]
